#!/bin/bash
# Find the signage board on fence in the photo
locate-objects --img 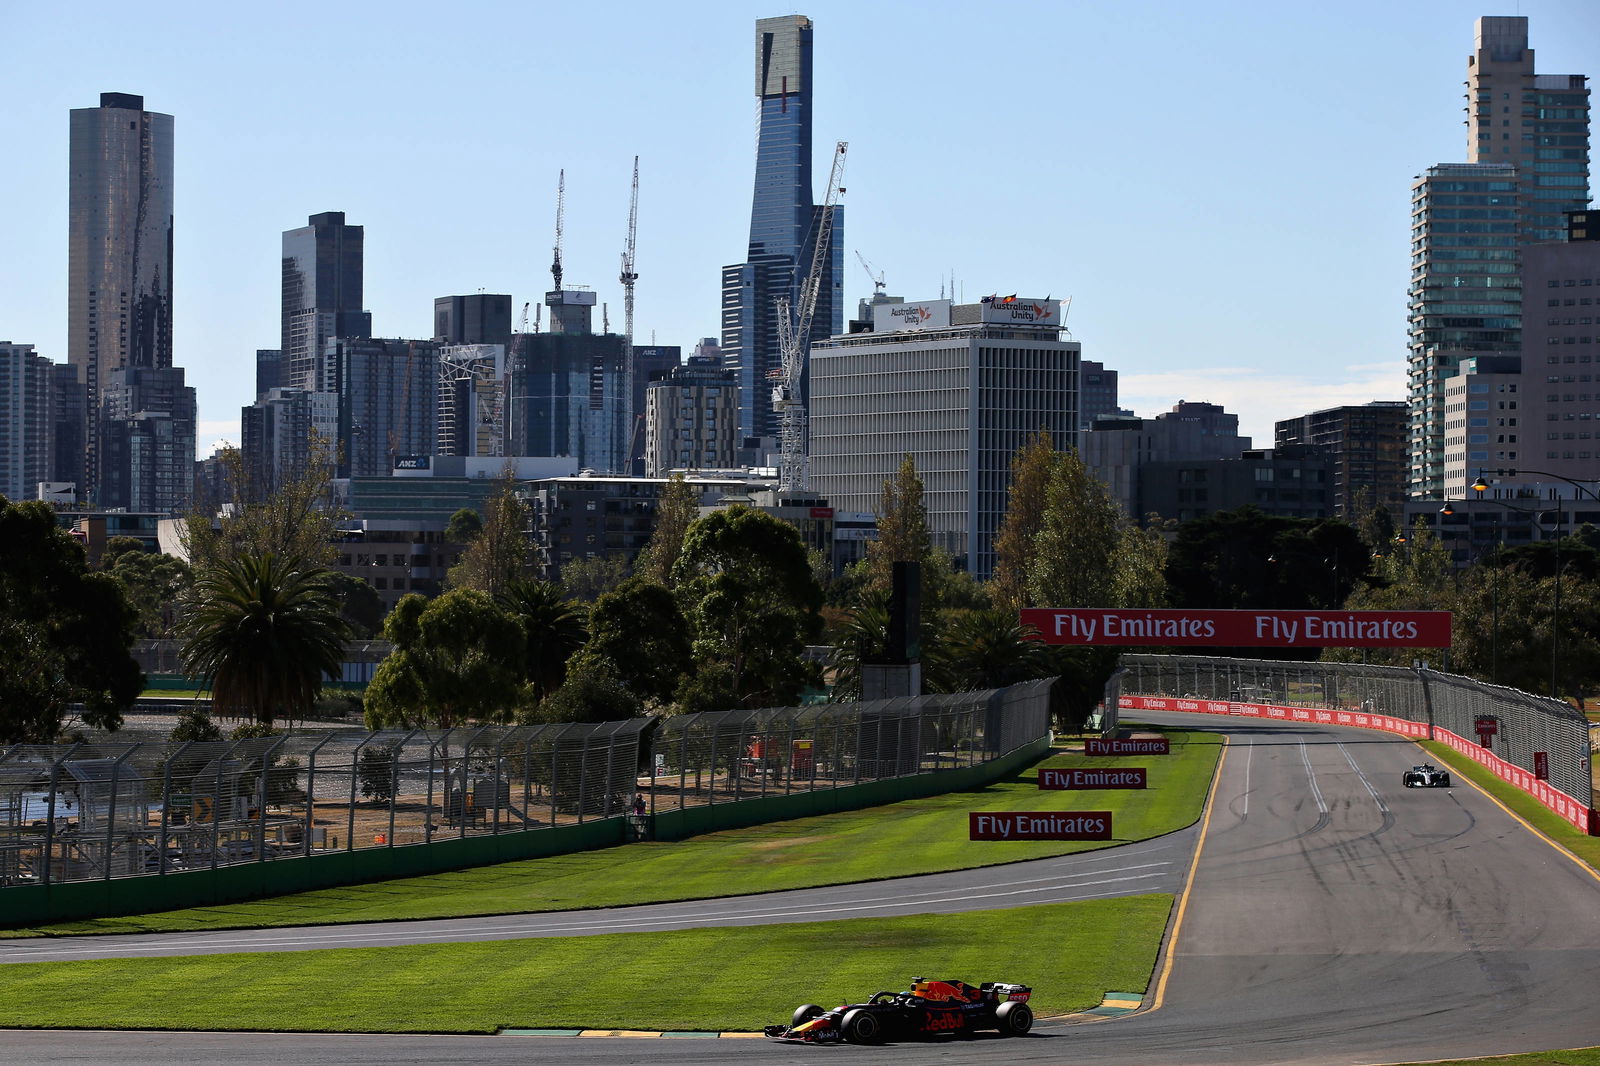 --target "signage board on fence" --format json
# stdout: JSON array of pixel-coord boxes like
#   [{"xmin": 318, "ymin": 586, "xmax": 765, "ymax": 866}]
[
  {"xmin": 1534, "ymin": 751, "xmax": 1549, "ymax": 780},
  {"xmin": 1039, "ymin": 768, "xmax": 1147, "ymax": 790},
  {"xmin": 970, "ymin": 812, "xmax": 1113, "ymax": 840},
  {"xmin": 1020, "ymin": 608, "xmax": 1452, "ymax": 648},
  {"xmin": 1085, "ymin": 737, "xmax": 1170, "ymax": 756}
]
